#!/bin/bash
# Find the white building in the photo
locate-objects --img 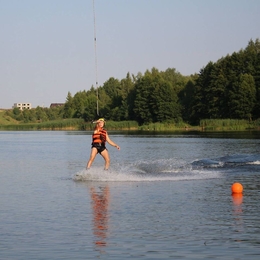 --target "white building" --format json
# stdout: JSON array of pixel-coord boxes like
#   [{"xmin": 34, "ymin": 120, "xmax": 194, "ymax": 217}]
[{"xmin": 13, "ymin": 103, "xmax": 32, "ymax": 110}]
